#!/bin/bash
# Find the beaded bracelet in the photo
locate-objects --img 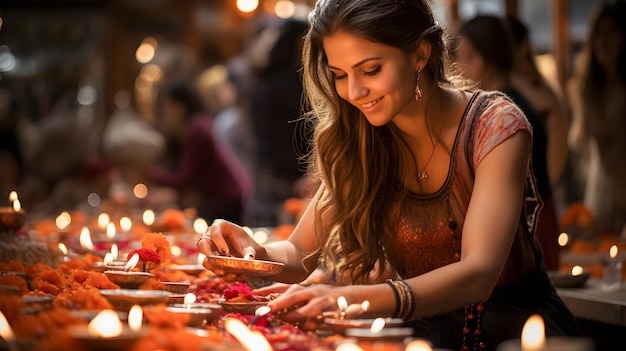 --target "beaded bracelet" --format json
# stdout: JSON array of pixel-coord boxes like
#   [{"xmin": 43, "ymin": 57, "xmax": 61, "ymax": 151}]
[
  {"xmin": 397, "ymin": 279, "xmax": 416, "ymax": 320},
  {"xmin": 385, "ymin": 279, "xmax": 416, "ymax": 320}
]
